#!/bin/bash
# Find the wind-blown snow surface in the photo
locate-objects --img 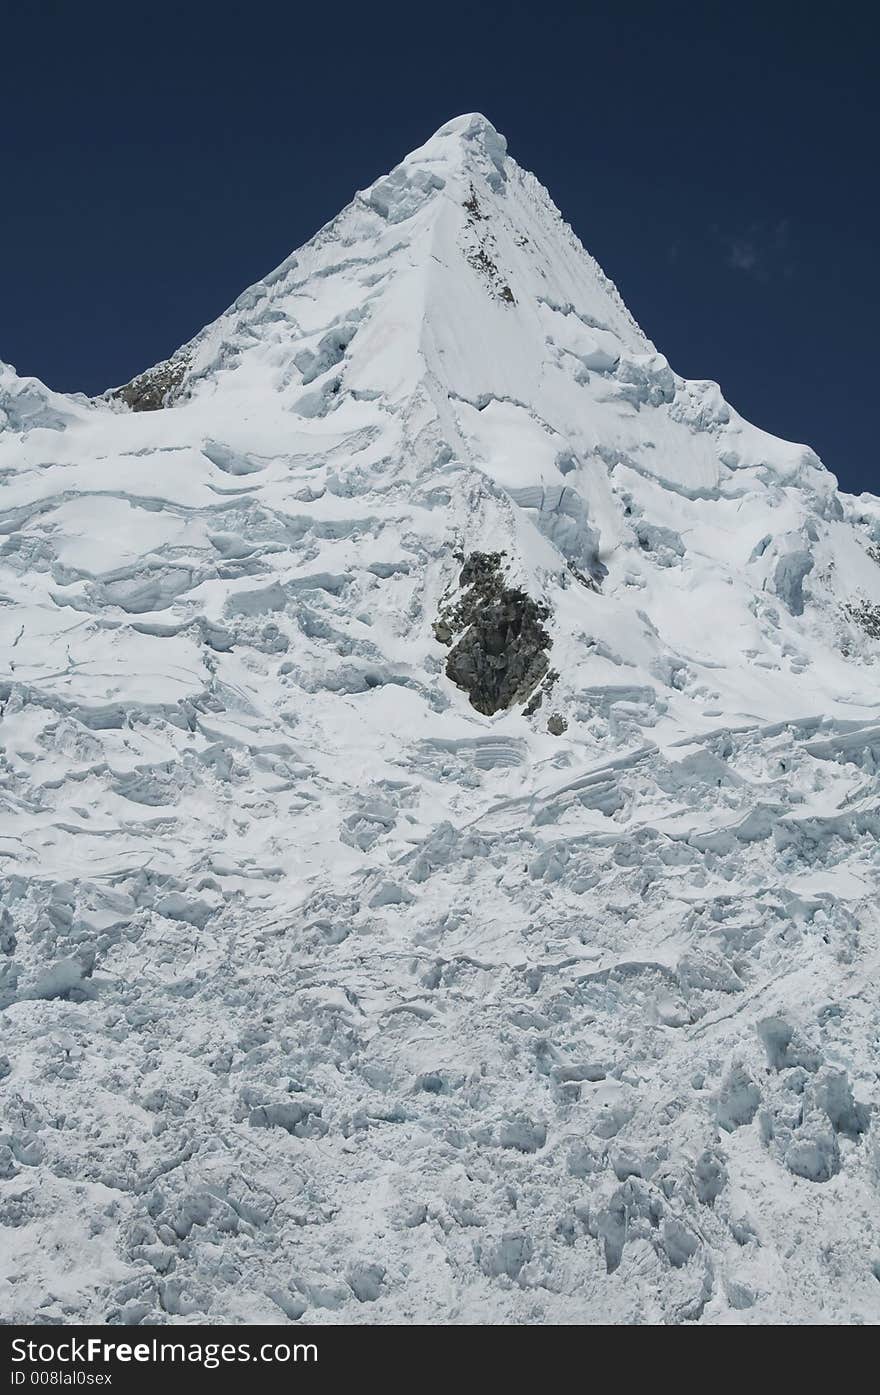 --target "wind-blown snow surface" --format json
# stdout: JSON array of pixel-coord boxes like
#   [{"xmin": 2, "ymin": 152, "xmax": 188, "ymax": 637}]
[{"xmin": 2, "ymin": 113, "xmax": 880, "ymax": 1324}]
